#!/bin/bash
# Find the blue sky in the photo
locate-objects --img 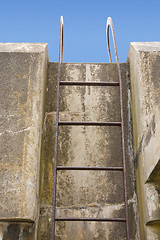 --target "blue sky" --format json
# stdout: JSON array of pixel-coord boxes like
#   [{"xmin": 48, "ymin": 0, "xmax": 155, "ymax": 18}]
[{"xmin": 1, "ymin": 0, "xmax": 160, "ymax": 63}]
